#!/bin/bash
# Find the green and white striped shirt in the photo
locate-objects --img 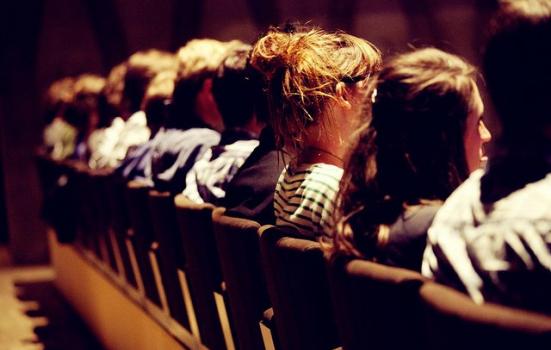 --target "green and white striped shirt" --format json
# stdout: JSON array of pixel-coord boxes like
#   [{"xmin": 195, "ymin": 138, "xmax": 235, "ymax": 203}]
[{"xmin": 274, "ymin": 163, "xmax": 343, "ymax": 238}]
